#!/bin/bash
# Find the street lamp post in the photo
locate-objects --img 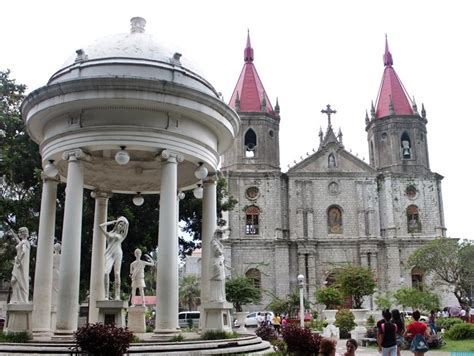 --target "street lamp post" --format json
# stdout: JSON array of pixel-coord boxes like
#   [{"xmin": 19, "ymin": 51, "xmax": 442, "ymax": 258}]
[{"xmin": 297, "ymin": 274, "xmax": 305, "ymax": 328}]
